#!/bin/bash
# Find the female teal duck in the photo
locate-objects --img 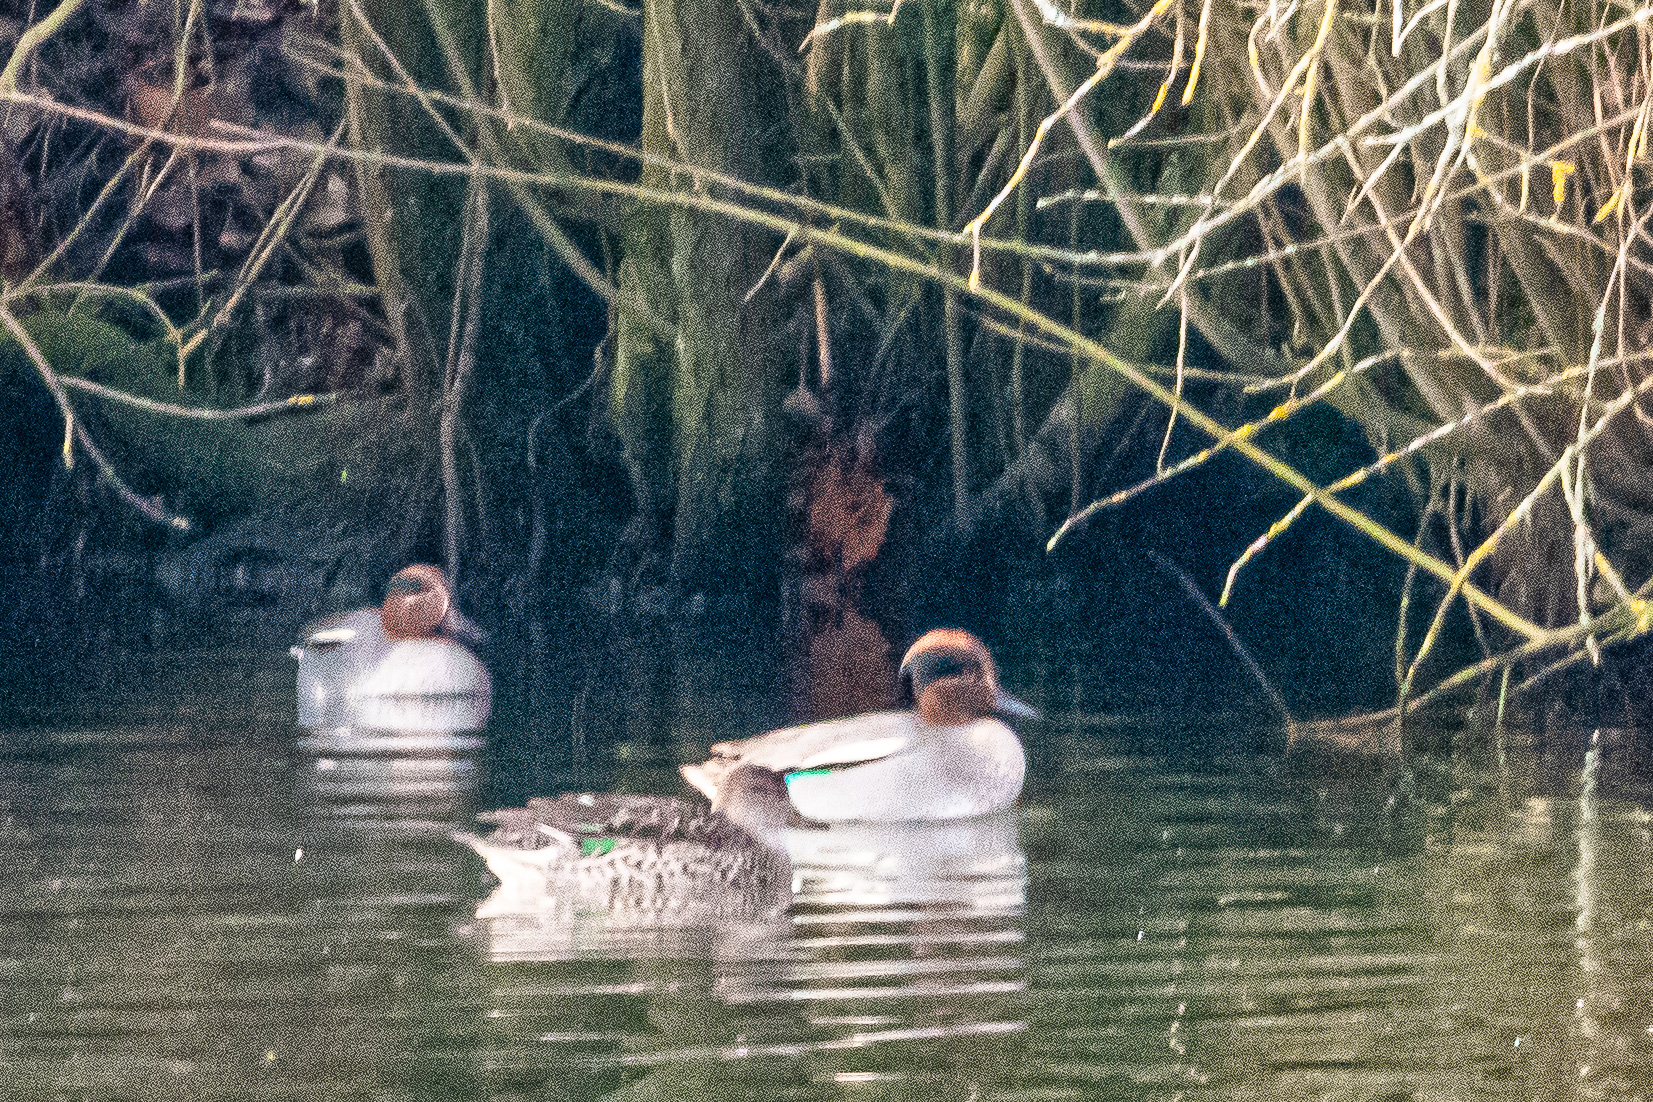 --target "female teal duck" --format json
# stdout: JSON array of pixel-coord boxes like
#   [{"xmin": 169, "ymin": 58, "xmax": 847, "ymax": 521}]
[
  {"xmin": 681, "ymin": 629, "xmax": 1036, "ymax": 823},
  {"xmin": 455, "ymin": 793, "xmax": 790, "ymax": 920},
  {"xmin": 290, "ymin": 564, "xmax": 491, "ymax": 731}
]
